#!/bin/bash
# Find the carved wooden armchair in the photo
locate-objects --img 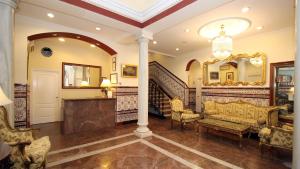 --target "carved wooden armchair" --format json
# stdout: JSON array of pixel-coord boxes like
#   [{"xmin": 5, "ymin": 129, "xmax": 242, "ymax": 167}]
[
  {"xmin": 0, "ymin": 106, "xmax": 51, "ymax": 169},
  {"xmin": 169, "ymin": 97, "xmax": 200, "ymax": 130},
  {"xmin": 259, "ymin": 124, "xmax": 293, "ymax": 155}
]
